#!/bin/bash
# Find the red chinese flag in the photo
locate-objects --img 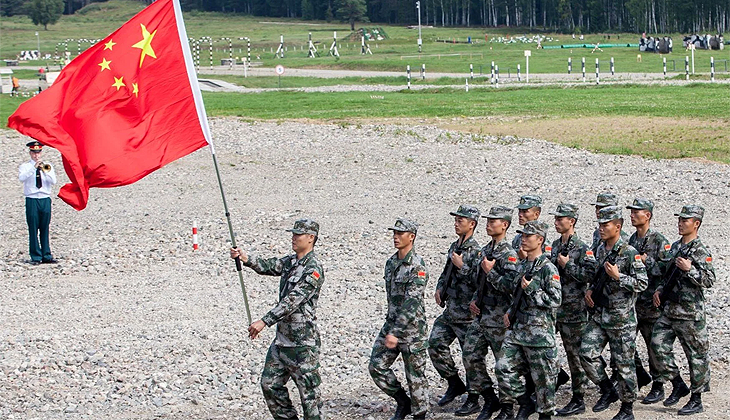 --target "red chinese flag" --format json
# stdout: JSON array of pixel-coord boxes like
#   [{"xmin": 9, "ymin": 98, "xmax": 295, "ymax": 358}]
[{"xmin": 8, "ymin": 0, "xmax": 211, "ymax": 210}]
